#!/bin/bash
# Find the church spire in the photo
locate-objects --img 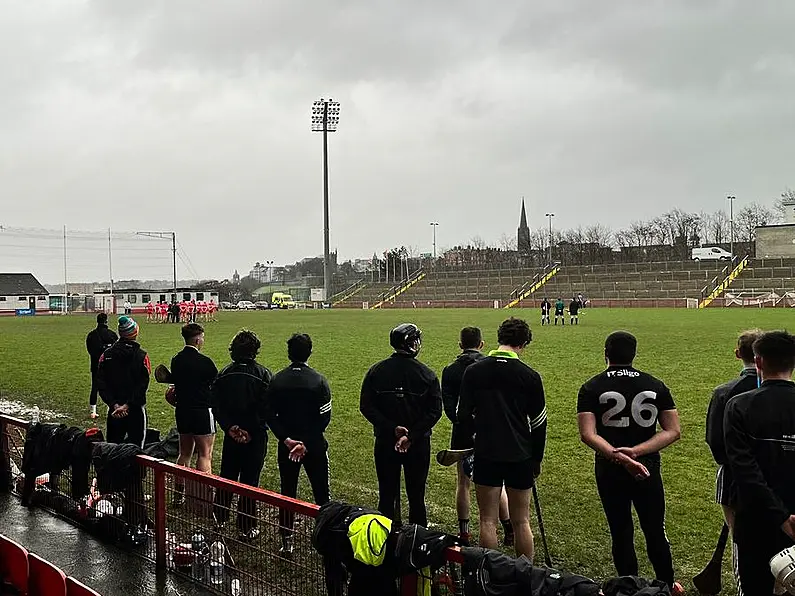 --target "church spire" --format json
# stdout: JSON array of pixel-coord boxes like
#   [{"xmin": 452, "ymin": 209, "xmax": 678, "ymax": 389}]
[
  {"xmin": 520, "ymin": 198, "xmax": 528, "ymax": 229},
  {"xmin": 518, "ymin": 197, "xmax": 531, "ymax": 255}
]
